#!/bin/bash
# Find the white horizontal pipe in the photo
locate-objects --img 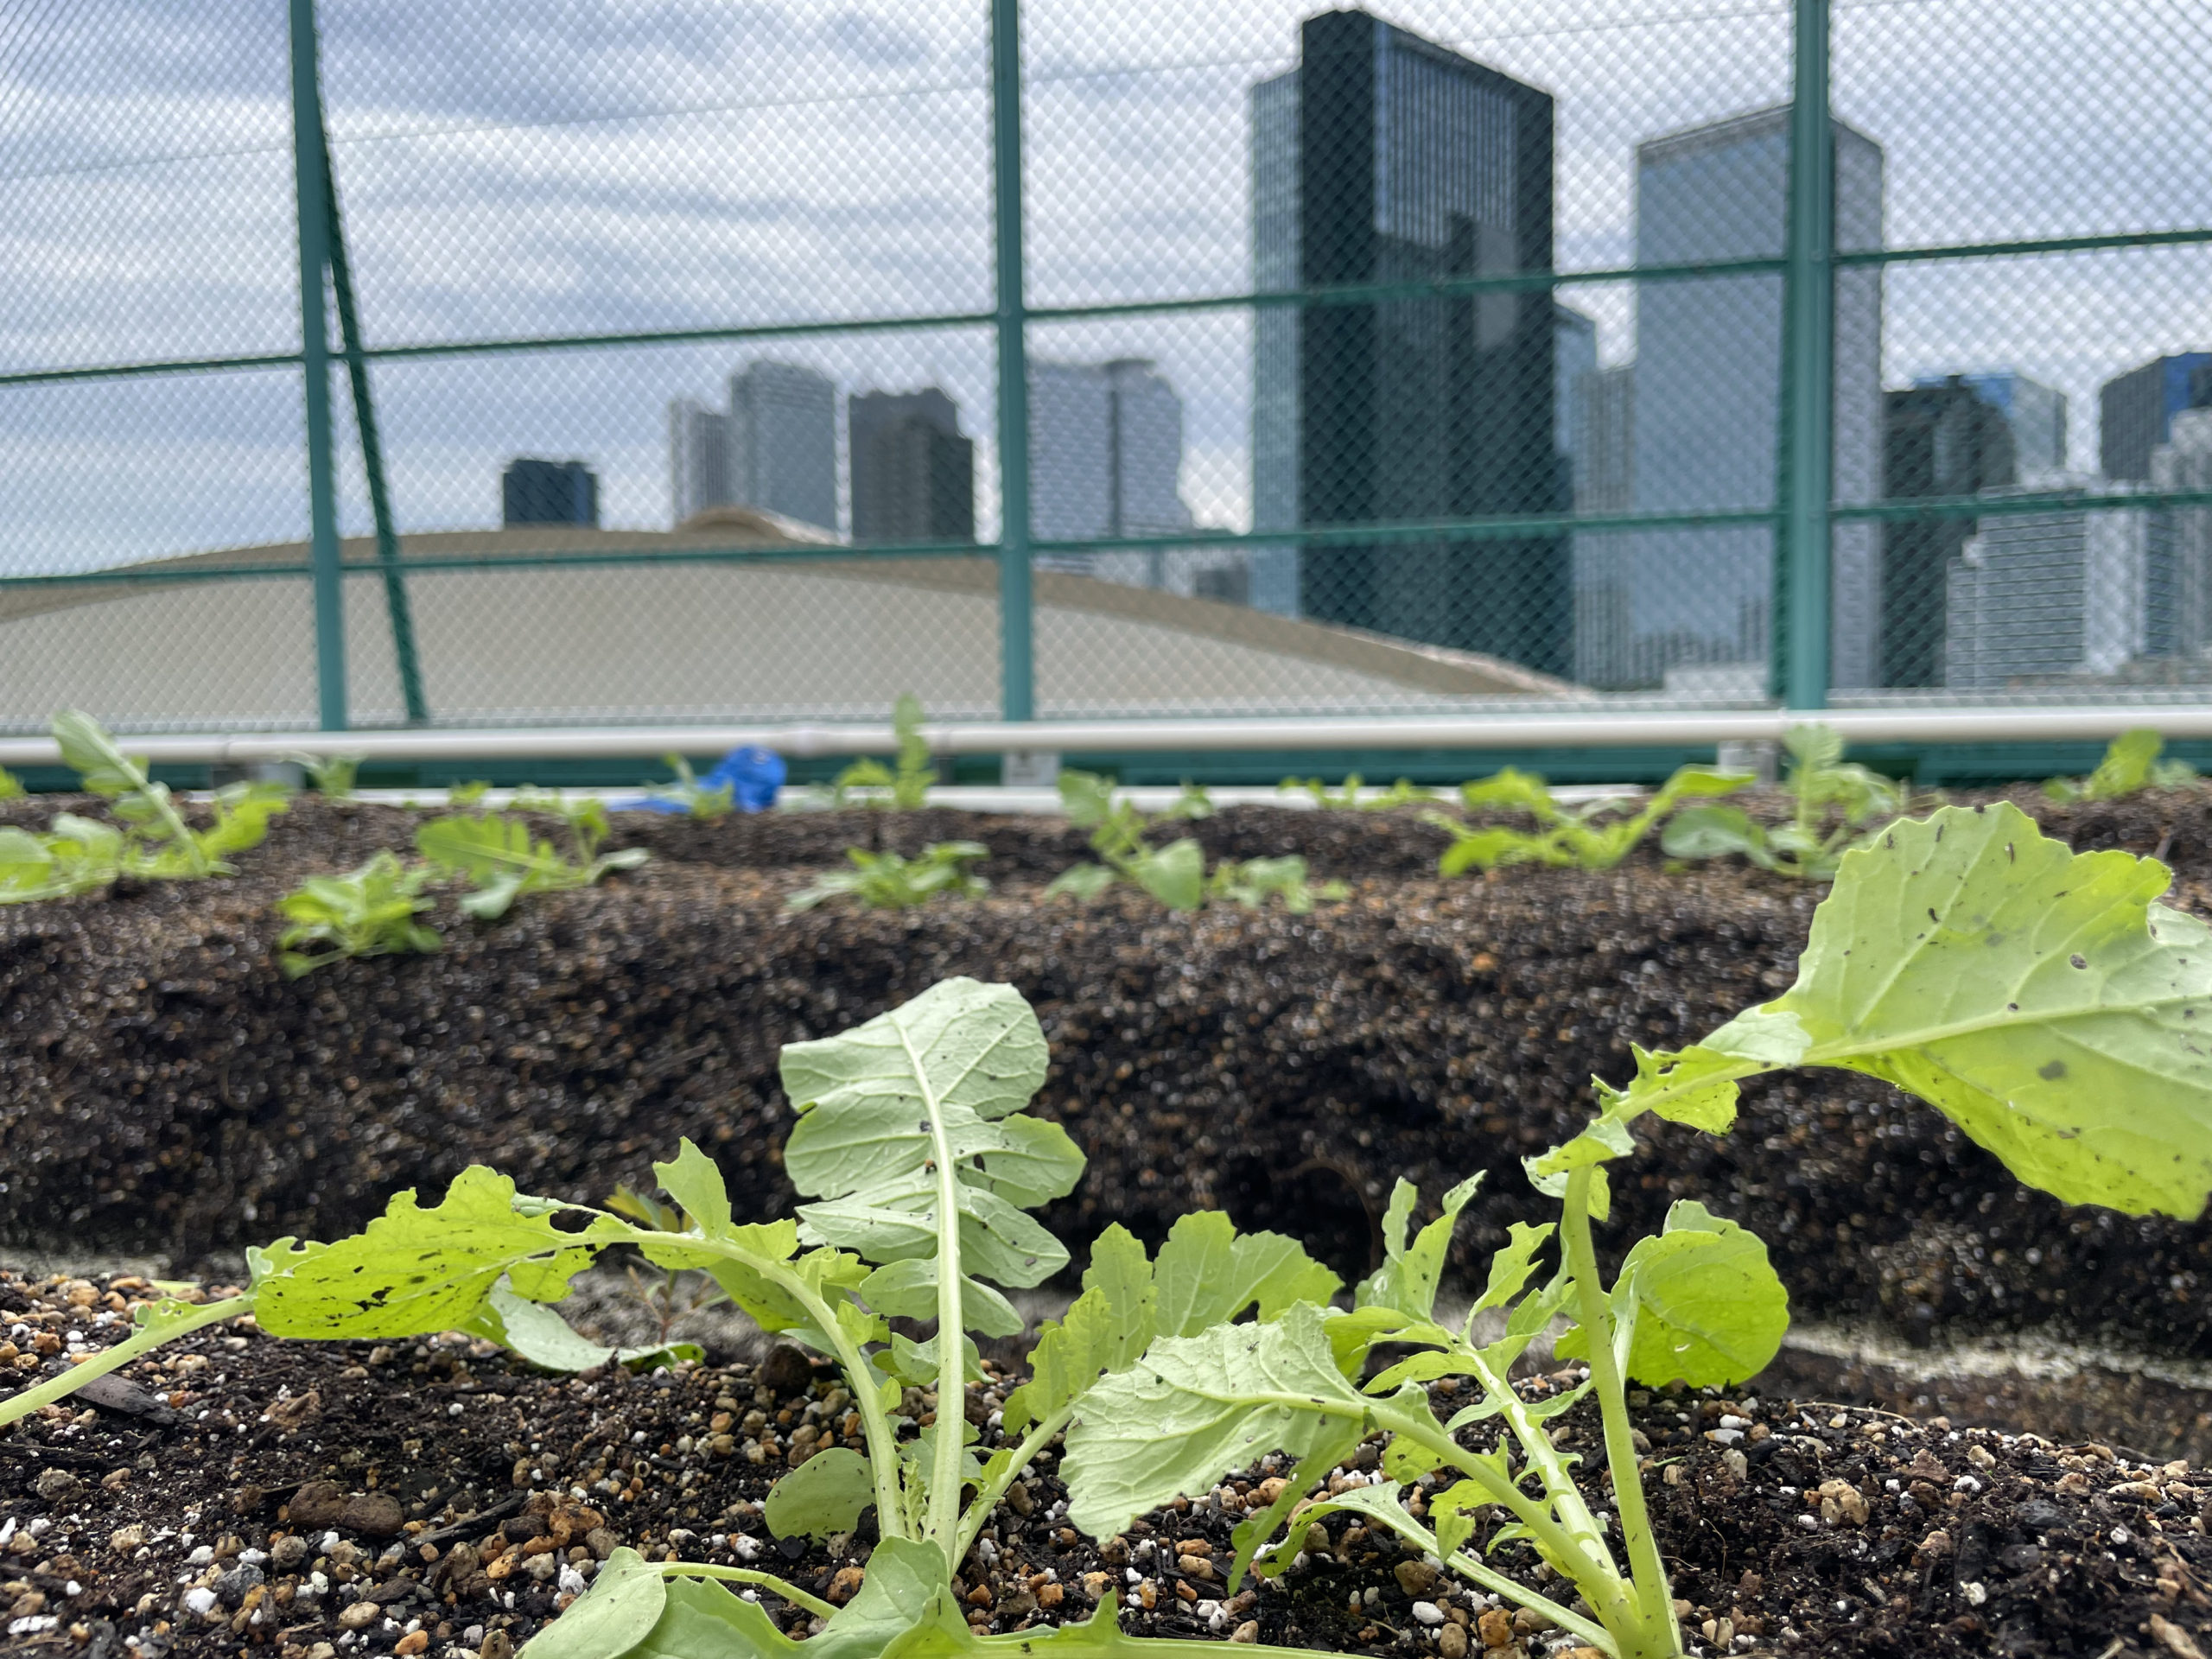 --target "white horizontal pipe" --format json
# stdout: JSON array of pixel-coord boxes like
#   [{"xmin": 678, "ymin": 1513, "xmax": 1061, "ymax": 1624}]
[{"xmin": 1, "ymin": 704, "xmax": 2208, "ymax": 769}]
